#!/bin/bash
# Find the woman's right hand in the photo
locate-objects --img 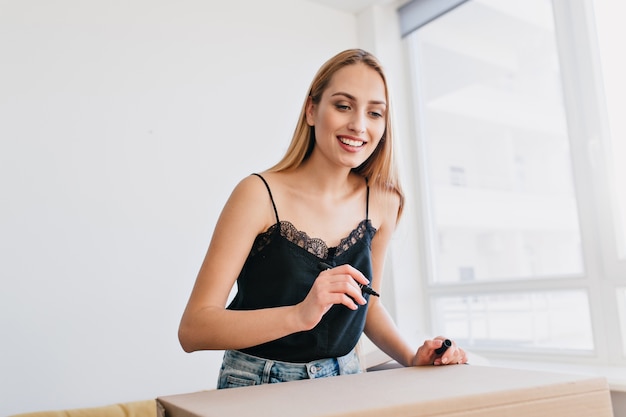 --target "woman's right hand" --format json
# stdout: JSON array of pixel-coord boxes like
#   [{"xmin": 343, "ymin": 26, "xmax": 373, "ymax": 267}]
[{"xmin": 295, "ymin": 264, "xmax": 369, "ymax": 330}]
